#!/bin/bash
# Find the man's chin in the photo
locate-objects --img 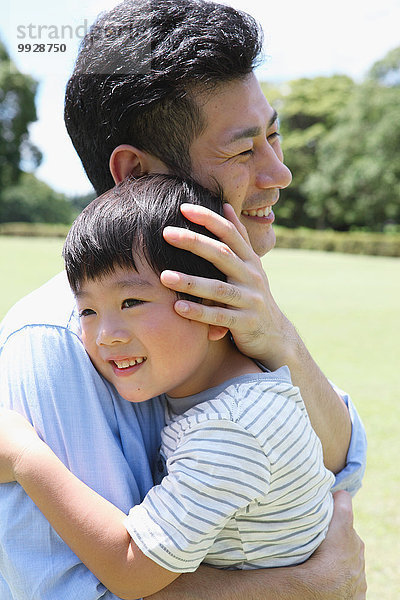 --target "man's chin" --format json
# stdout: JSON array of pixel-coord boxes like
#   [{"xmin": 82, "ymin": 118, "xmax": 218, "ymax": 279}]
[{"xmin": 251, "ymin": 227, "xmax": 276, "ymax": 257}]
